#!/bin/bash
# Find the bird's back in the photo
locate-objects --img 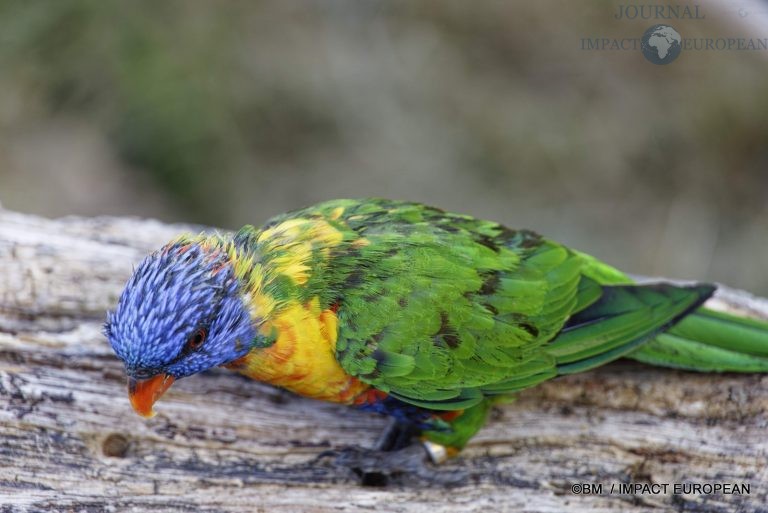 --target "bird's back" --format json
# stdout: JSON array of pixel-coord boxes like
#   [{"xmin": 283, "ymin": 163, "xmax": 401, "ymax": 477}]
[{"xmin": 232, "ymin": 199, "xmax": 711, "ymax": 412}]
